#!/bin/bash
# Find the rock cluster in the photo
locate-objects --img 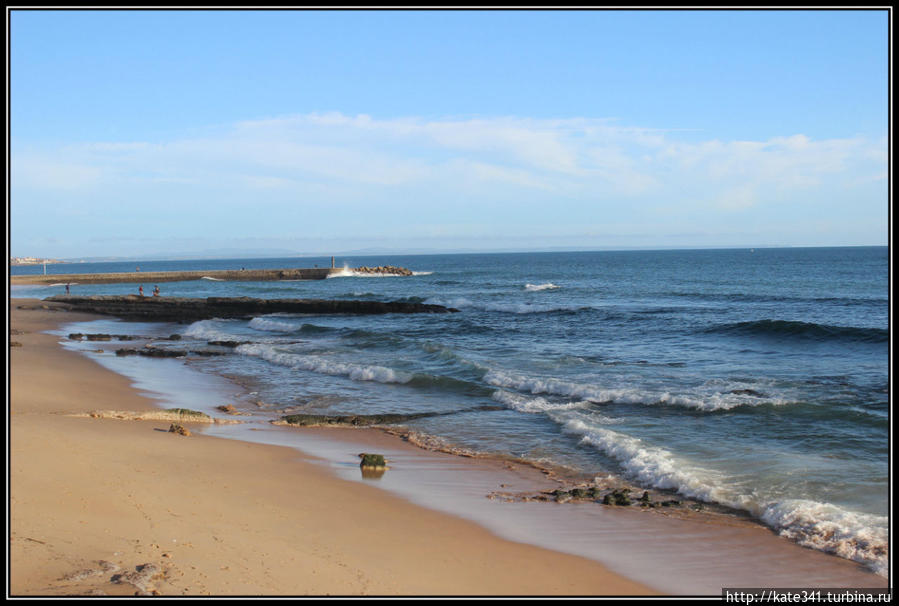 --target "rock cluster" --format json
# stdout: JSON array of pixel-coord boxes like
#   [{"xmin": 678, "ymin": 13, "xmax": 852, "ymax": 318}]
[
  {"xmin": 539, "ymin": 485, "xmax": 684, "ymax": 509},
  {"xmin": 69, "ymin": 332, "xmax": 182, "ymax": 341}
]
